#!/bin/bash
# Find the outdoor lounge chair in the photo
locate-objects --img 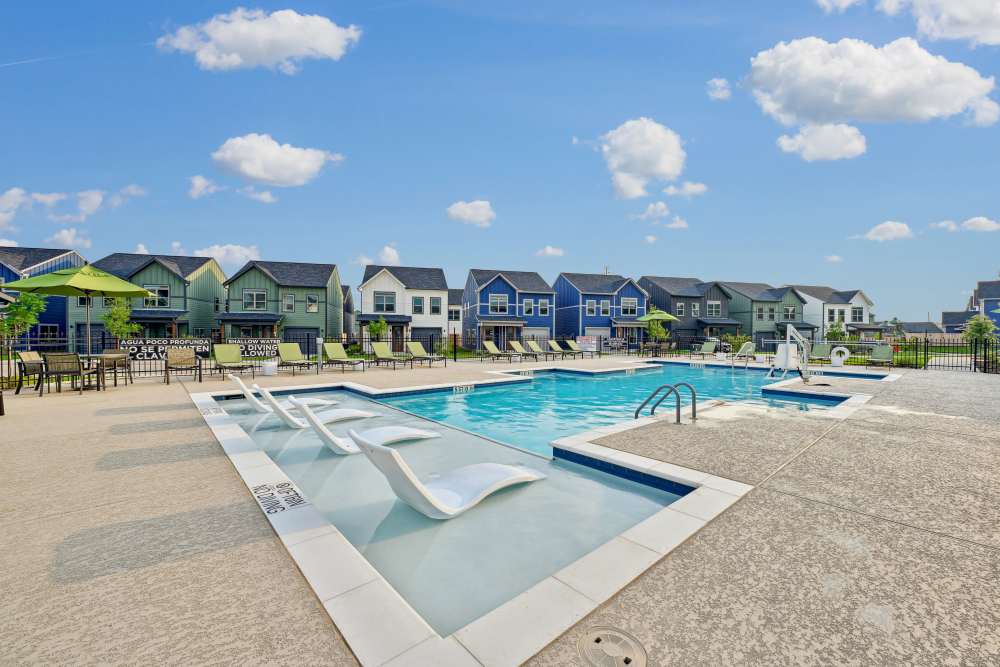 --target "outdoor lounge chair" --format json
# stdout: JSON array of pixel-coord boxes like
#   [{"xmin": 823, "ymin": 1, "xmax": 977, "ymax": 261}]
[
  {"xmin": 256, "ymin": 385, "xmax": 366, "ymax": 430},
  {"xmin": 809, "ymin": 343, "xmax": 832, "ymax": 364},
  {"xmin": 165, "ymin": 348, "xmax": 202, "ymax": 384},
  {"xmin": 526, "ymin": 340, "xmax": 558, "ymax": 360},
  {"xmin": 213, "ymin": 344, "xmax": 255, "ymax": 378},
  {"xmin": 564, "ymin": 339, "xmax": 595, "ymax": 358},
  {"xmin": 406, "ymin": 341, "xmax": 446, "ymax": 367},
  {"xmin": 39, "ymin": 352, "xmax": 102, "ymax": 395},
  {"xmin": 548, "ymin": 340, "xmax": 580, "ymax": 359},
  {"xmin": 278, "ymin": 342, "xmax": 316, "ymax": 375},
  {"xmin": 350, "ymin": 428, "xmax": 545, "ymax": 519},
  {"xmin": 323, "ymin": 342, "xmax": 365, "ymax": 372},
  {"xmin": 290, "ymin": 398, "xmax": 438, "ymax": 455},
  {"xmin": 15, "ymin": 351, "xmax": 45, "ymax": 394},
  {"xmin": 868, "ymin": 345, "xmax": 894, "ymax": 369},
  {"xmin": 482, "ymin": 340, "xmax": 517, "ymax": 362},
  {"xmin": 508, "ymin": 340, "xmax": 539, "ymax": 361},
  {"xmin": 689, "ymin": 340, "xmax": 717, "ymax": 358},
  {"xmin": 371, "ymin": 342, "xmax": 413, "ymax": 369},
  {"xmin": 229, "ymin": 374, "xmax": 334, "ymax": 413}
]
